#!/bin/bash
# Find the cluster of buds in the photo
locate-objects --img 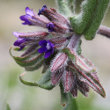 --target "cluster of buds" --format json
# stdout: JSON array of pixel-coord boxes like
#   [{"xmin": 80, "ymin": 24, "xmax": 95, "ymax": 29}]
[{"xmin": 10, "ymin": 5, "xmax": 105, "ymax": 98}]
